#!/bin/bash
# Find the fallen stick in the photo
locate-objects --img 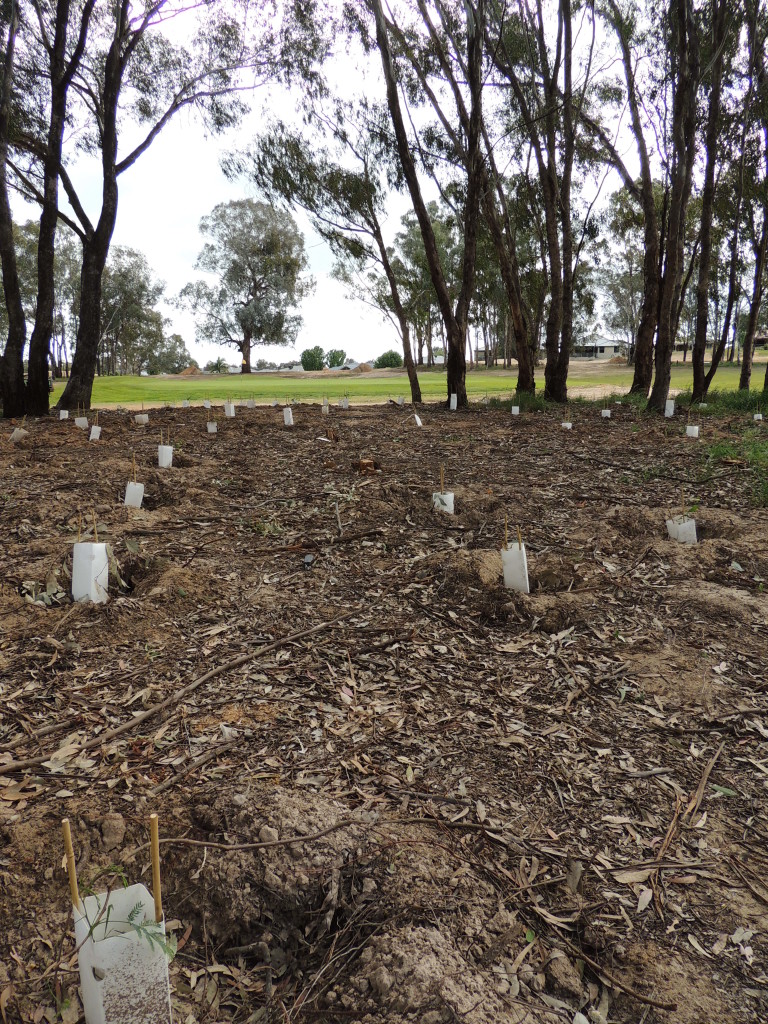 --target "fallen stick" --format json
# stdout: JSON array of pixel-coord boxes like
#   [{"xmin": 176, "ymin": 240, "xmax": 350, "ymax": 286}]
[
  {"xmin": 0, "ymin": 613, "xmax": 357, "ymax": 775},
  {"xmin": 684, "ymin": 741, "xmax": 725, "ymax": 819},
  {"xmin": 150, "ymin": 739, "xmax": 241, "ymax": 796}
]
